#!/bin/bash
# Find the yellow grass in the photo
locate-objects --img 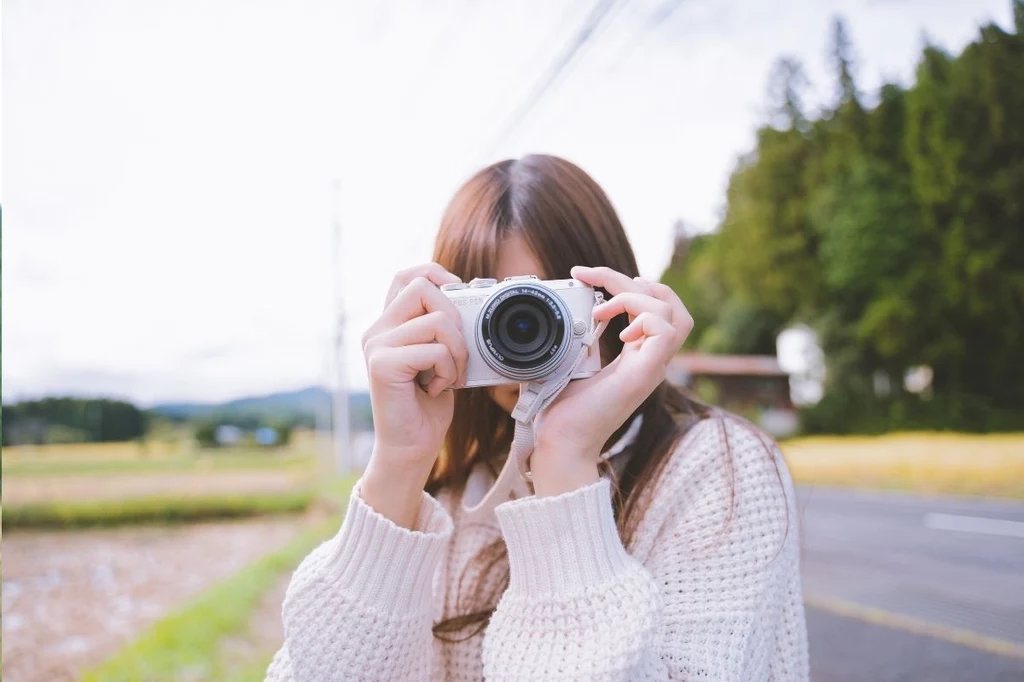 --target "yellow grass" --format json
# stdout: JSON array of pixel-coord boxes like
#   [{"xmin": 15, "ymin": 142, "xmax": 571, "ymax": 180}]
[
  {"xmin": 781, "ymin": 432, "xmax": 1024, "ymax": 499},
  {"xmin": 4, "ymin": 439, "xmax": 185, "ymax": 461}
]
